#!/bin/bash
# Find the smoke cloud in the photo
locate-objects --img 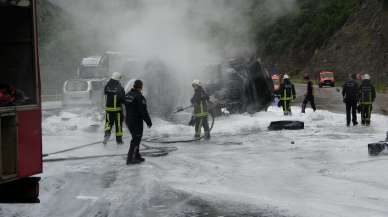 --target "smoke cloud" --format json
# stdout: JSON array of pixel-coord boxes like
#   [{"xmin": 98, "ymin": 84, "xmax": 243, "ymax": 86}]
[{"xmin": 48, "ymin": 0, "xmax": 298, "ymax": 106}]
